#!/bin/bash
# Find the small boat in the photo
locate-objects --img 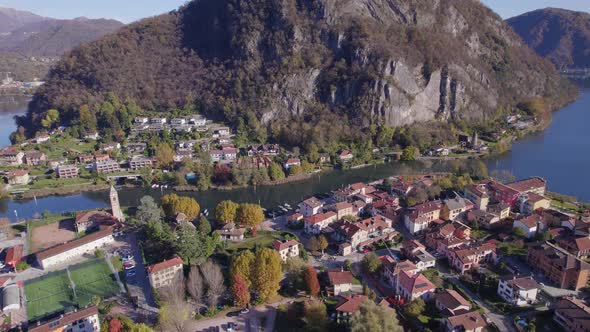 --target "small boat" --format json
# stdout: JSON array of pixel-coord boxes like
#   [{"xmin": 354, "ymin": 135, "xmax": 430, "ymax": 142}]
[
  {"xmin": 280, "ymin": 206, "xmax": 288, "ymax": 213},
  {"xmin": 284, "ymin": 203, "xmax": 291, "ymax": 208}
]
